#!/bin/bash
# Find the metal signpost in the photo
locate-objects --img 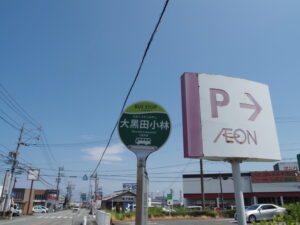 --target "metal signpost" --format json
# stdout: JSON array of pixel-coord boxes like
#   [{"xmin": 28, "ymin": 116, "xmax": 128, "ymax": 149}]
[
  {"xmin": 181, "ymin": 73, "xmax": 281, "ymax": 225},
  {"xmin": 27, "ymin": 169, "xmax": 40, "ymax": 215},
  {"xmin": 167, "ymin": 193, "xmax": 173, "ymax": 216},
  {"xmin": 119, "ymin": 101, "xmax": 171, "ymax": 225}
]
